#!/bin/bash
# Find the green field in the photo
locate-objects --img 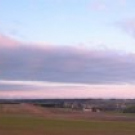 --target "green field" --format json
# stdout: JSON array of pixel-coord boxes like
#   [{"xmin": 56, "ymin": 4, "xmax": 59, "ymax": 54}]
[{"xmin": 0, "ymin": 115, "xmax": 135, "ymax": 135}]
